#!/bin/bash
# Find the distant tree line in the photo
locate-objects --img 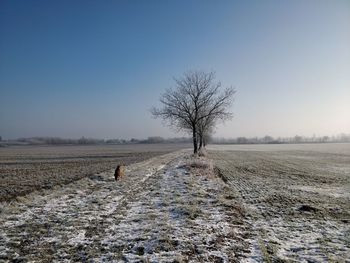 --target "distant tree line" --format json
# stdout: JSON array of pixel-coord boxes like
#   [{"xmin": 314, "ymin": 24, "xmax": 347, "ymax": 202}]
[
  {"xmin": 1, "ymin": 134, "xmax": 349, "ymax": 146},
  {"xmin": 1, "ymin": 136, "xmax": 192, "ymax": 146},
  {"xmin": 212, "ymin": 134, "xmax": 350, "ymax": 144},
  {"xmin": 15, "ymin": 137, "xmax": 106, "ymax": 145}
]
